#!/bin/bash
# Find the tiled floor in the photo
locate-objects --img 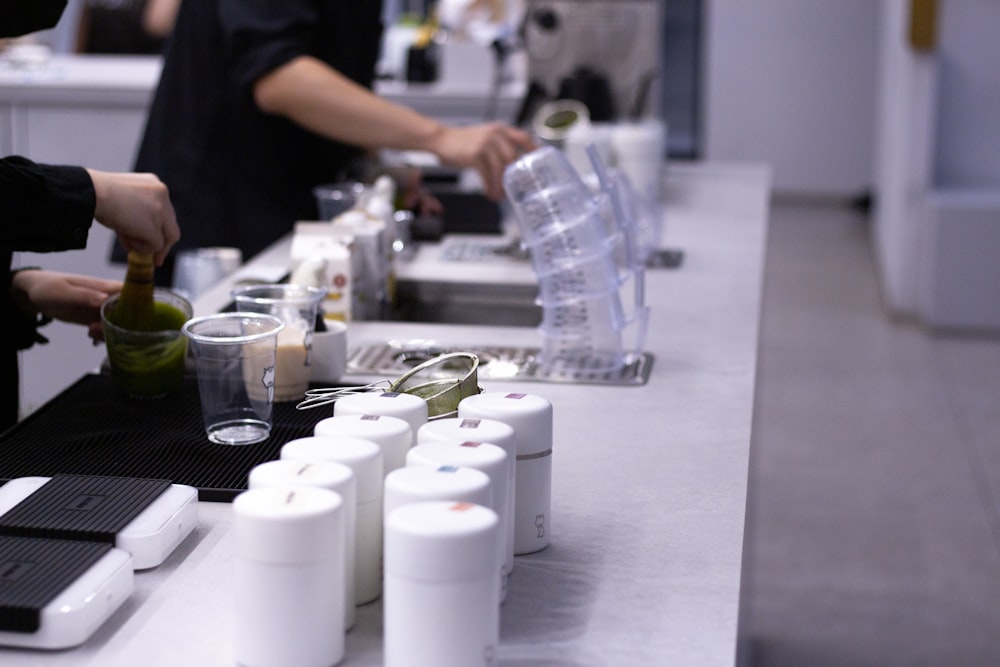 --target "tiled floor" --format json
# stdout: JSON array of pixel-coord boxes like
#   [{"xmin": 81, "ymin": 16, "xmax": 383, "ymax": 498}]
[{"xmin": 740, "ymin": 201, "xmax": 1000, "ymax": 666}]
